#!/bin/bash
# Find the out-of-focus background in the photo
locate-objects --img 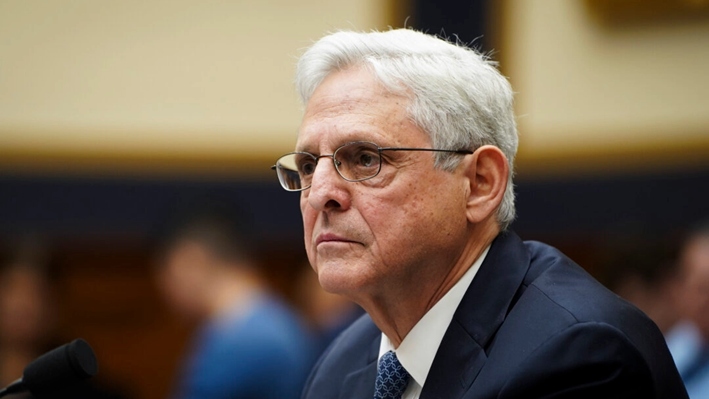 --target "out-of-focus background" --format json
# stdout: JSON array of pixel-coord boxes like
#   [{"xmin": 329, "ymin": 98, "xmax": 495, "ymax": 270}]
[{"xmin": 0, "ymin": 1, "xmax": 707, "ymax": 398}]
